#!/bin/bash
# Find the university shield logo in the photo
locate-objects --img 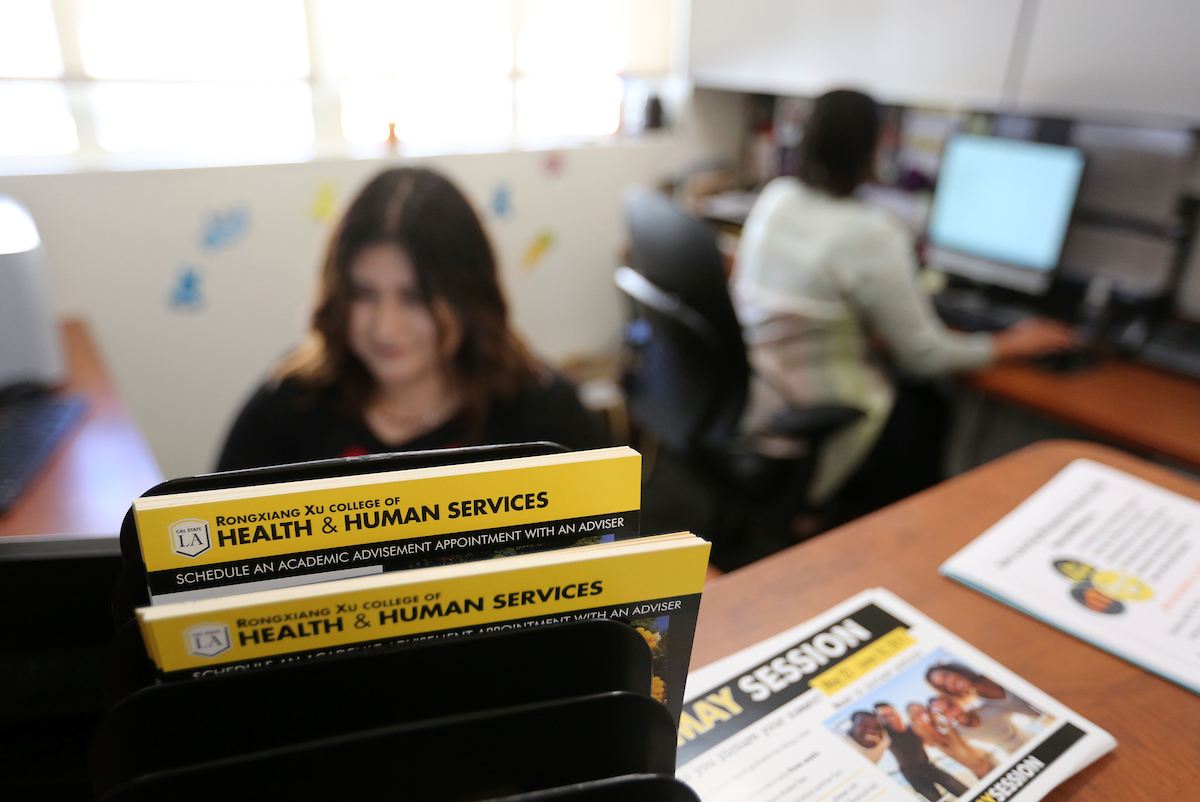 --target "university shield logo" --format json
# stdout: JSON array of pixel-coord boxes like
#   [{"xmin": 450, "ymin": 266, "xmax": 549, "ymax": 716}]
[
  {"xmin": 184, "ymin": 623, "xmax": 232, "ymax": 658},
  {"xmin": 169, "ymin": 518, "xmax": 211, "ymax": 558}
]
